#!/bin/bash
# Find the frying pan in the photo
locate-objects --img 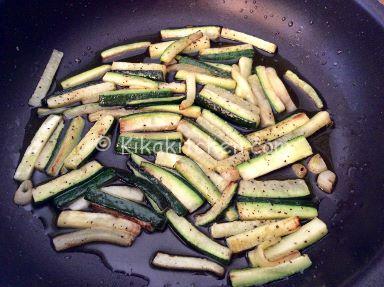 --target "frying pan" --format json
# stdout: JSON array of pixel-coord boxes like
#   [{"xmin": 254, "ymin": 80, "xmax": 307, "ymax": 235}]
[{"xmin": 1, "ymin": 0, "xmax": 384, "ymax": 286}]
